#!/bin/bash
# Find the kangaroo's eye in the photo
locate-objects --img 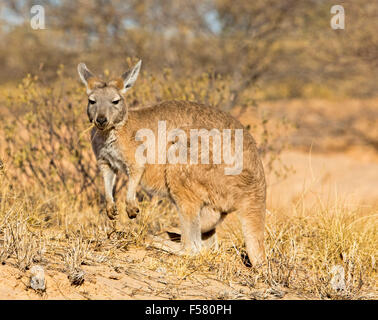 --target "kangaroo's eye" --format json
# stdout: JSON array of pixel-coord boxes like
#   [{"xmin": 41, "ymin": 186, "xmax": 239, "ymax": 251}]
[
  {"xmin": 112, "ymin": 99, "xmax": 120, "ymax": 105},
  {"xmin": 88, "ymin": 99, "xmax": 96, "ymax": 105}
]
